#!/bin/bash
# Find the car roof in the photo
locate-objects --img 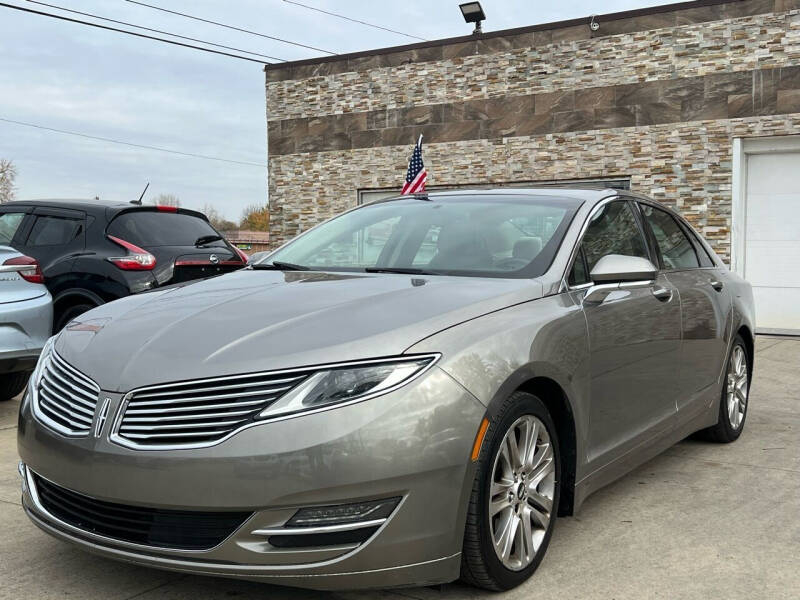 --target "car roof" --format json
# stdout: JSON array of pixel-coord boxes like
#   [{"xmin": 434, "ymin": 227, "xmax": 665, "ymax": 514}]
[
  {"xmin": 380, "ymin": 187, "xmax": 621, "ymax": 203},
  {"xmin": 3, "ymin": 198, "xmax": 133, "ymax": 212}
]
